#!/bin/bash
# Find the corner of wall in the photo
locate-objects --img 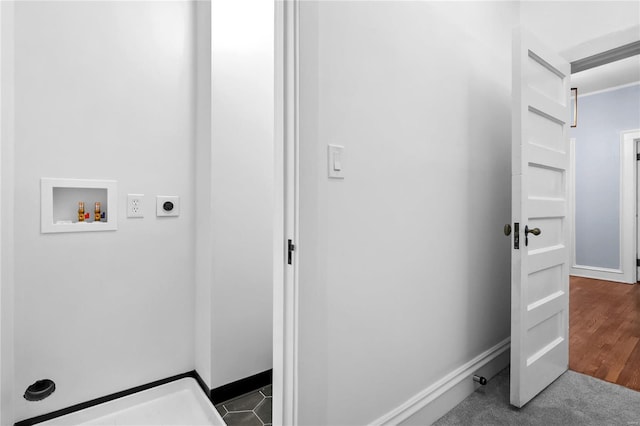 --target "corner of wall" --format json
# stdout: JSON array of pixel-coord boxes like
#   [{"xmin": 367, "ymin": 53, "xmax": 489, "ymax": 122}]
[
  {"xmin": 194, "ymin": 0, "xmax": 213, "ymax": 390},
  {"xmin": 209, "ymin": 0, "xmax": 274, "ymax": 389}
]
